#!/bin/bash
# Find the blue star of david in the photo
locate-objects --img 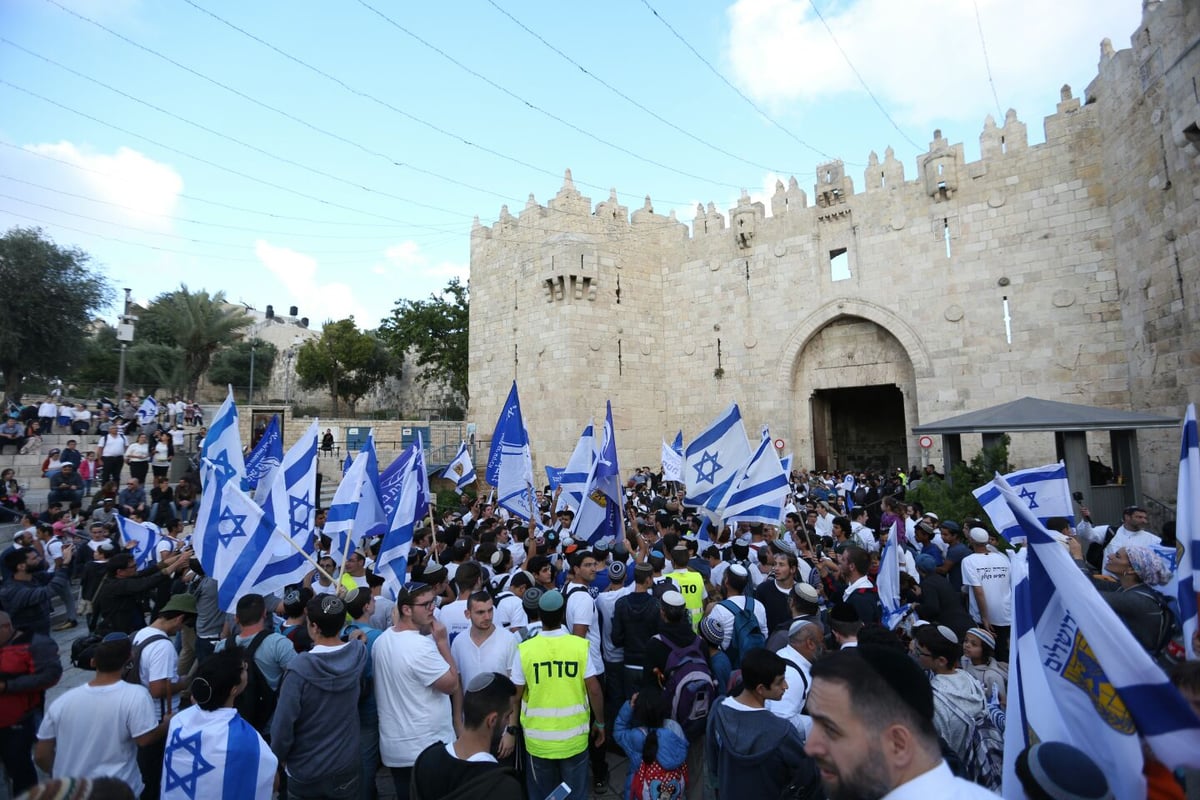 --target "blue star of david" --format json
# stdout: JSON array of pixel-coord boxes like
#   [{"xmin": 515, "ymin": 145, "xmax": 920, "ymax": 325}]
[
  {"xmin": 1019, "ymin": 486, "xmax": 1039, "ymax": 510},
  {"xmin": 163, "ymin": 728, "xmax": 215, "ymax": 799},
  {"xmin": 693, "ymin": 451, "xmax": 721, "ymax": 484},
  {"xmin": 216, "ymin": 506, "xmax": 248, "ymax": 548},
  {"xmin": 289, "ymin": 491, "xmax": 314, "ymax": 538},
  {"xmin": 209, "ymin": 450, "xmax": 238, "ymax": 484}
]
